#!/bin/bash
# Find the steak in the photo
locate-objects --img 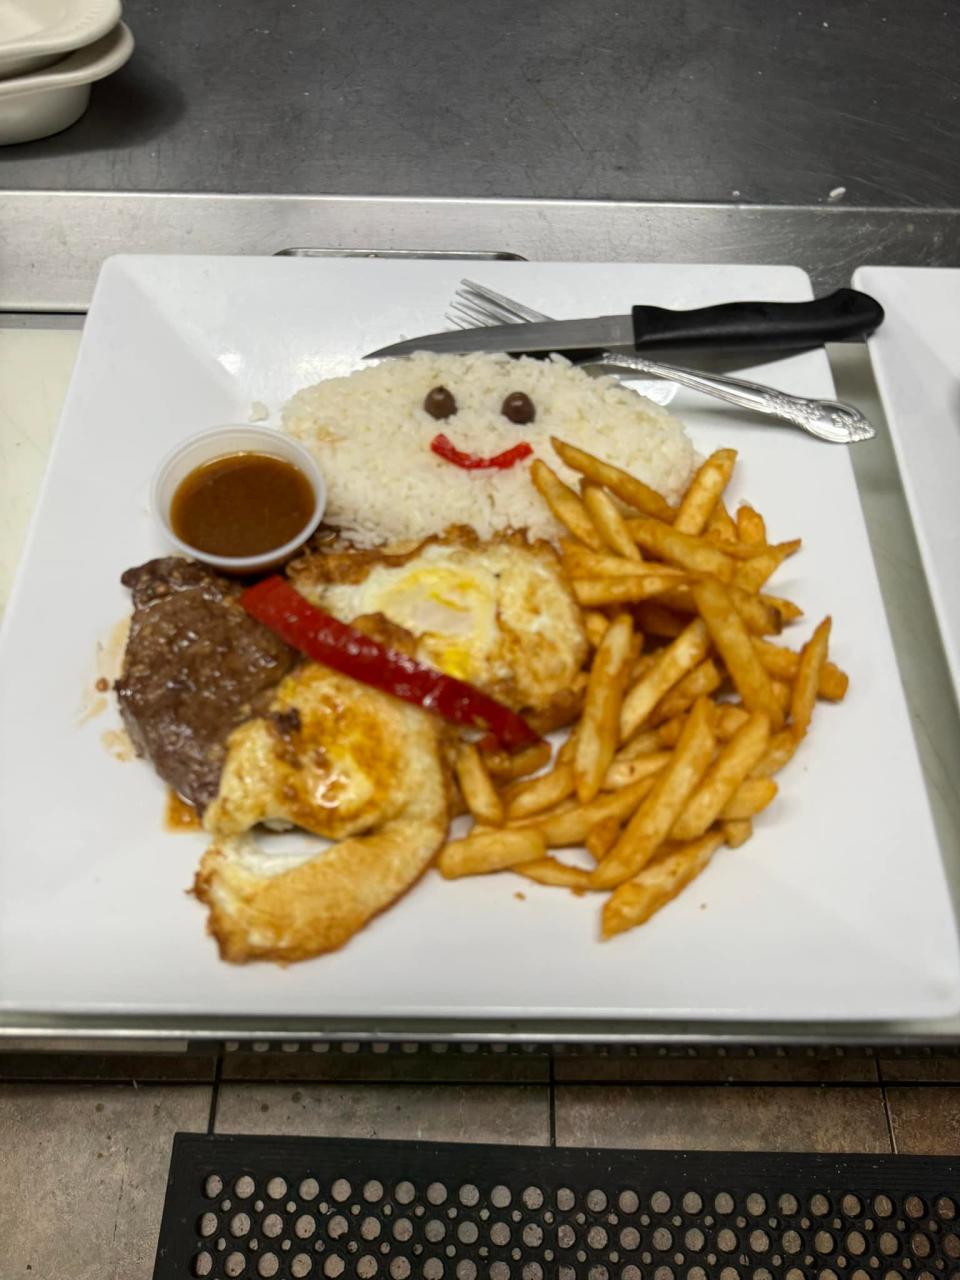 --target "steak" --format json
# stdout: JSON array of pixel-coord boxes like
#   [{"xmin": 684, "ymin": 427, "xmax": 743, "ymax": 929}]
[{"xmin": 115, "ymin": 558, "xmax": 295, "ymax": 811}]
